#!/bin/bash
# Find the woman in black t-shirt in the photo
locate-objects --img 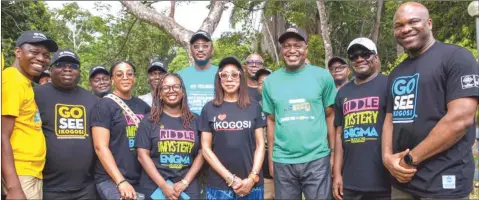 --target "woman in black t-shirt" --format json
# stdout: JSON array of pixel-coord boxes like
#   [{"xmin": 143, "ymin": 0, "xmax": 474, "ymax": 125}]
[
  {"xmin": 200, "ymin": 57, "xmax": 266, "ymax": 199},
  {"xmin": 135, "ymin": 73, "xmax": 204, "ymax": 200},
  {"xmin": 91, "ymin": 61, "xmax": 150, "ymax": 200}
]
